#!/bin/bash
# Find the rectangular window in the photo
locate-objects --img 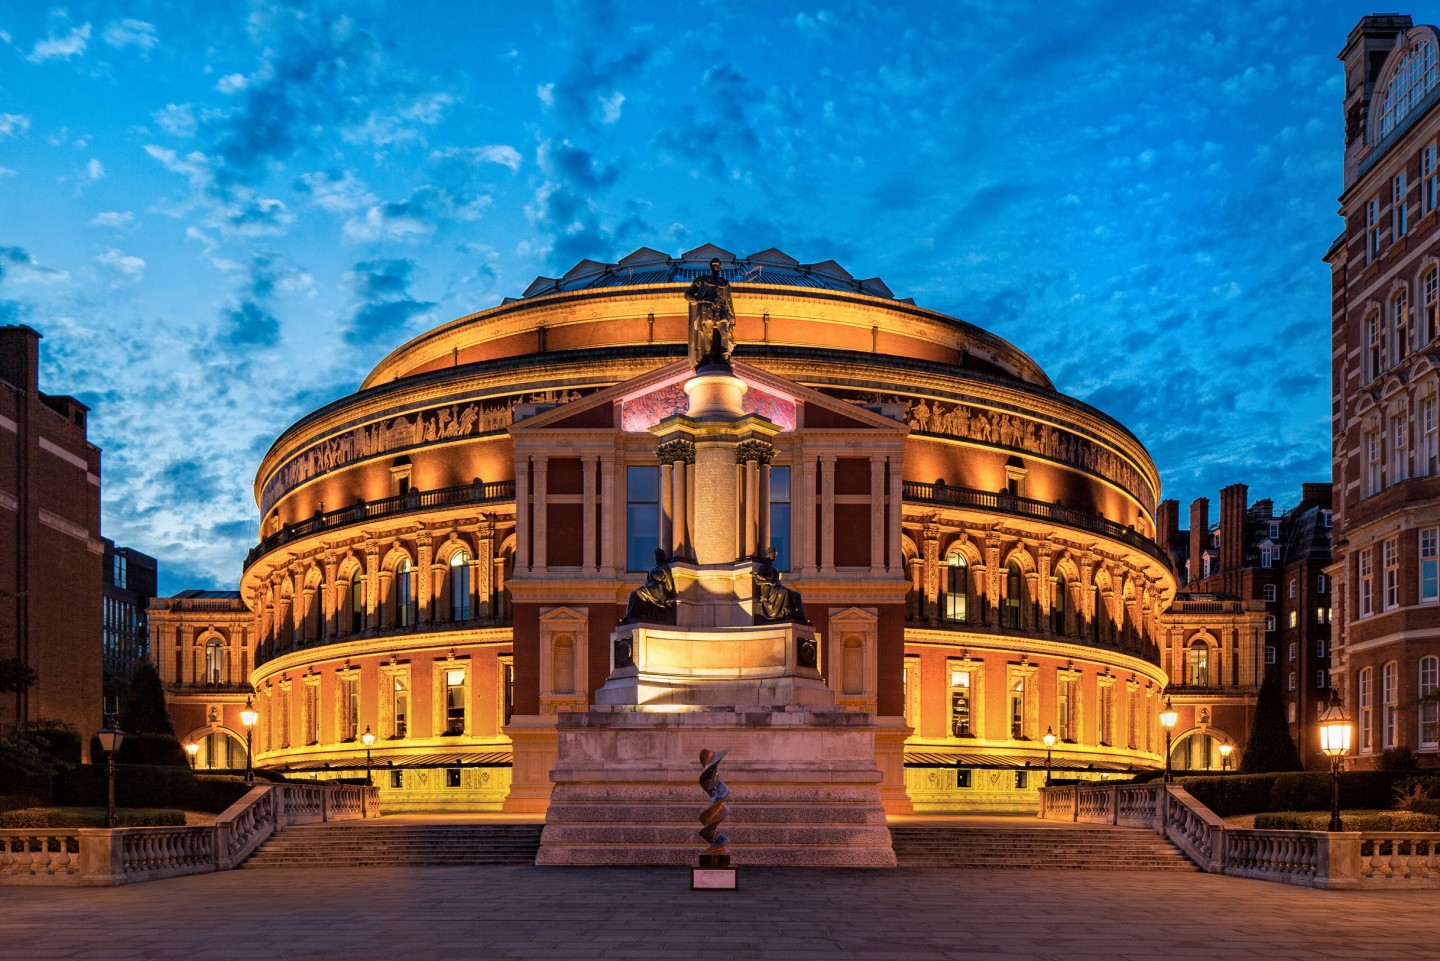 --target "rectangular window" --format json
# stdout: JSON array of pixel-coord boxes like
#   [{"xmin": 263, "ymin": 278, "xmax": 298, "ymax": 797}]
[
  {"xmin": 948, "ymin": 667, "xmax": 971, "ymax": 737},
  {"xmin": 1423, "ymin": 396, "xmax": 1439, "ymax": 476},
  {"xmin": 1420, "ymin": 657, "xmax": 1439, "ymax": 748},
  {"xmin": 626, "ymin": 466, "xmax": 660, "ymax": 571},
  {"xmin": 1359, "ymin": 668, "xmax": 1374, "ymax": 753},
  {"xmin": 1359, "ymin": 548, "xmax": 1374, "ymax": 618},
  {"xmin": 769, "ymin": 465, "xmax": 792, "ymax": 570},
  {"xmin": 1127, "ymin": 688, "xmax": 1138, "ymax": 750},
  {"xmin": 444, "ymin": 668, "xmax": 466, "ymax": 735},
  {"xmin": 1265, "ymin": 646, "xmax": 1277, "ymax": 665},
  {"xmin": 1010, "ymin": 677, "xmax": 1027, "ymax": 740},
  {"xmin": 340, "ymin": 678, "xmax": 358, "ymax": 742},
  {"xmin": 1288, "ymin": 610, "xmax": 1298, "ymax": 629},
  {"xmin": 1317, "ymin": 574, "xmax": 1327, "ymax": 595},
  {"xmin": 305, "ymin": 684, "xmax": 320, "ymax": 744},
  {"xmin": 1367, "ymin": 195, "xmax": 1382, "ymax": 263},
  {"xmin": 1263, "ymin": 584, "xmax": 1277, "ymax": 602},
  {"xmin": 1367, "ymin": 313, "xmax": 1383, "ymax": 381},
  {"xmin": 1098, "ymin": 684, "xmax": 1114, "ymax": 746},
  {"xmin": 1384, "ymin": 538, "xmax": 1400, "ymax": 610},
  {"xmin": 446, "ymin": 768, "xmax": 462, "ymax": 788},
  {"xmin": 1317, "ymin": 640, "xmax": 1326, "ymax": 658},
  {"xmin": 1260, "ymin": 546, "xmax": 1275, "ymax": 569},
  {"xmin": 1315, "ymin": 606, "xmax": 1327, "ymax": 625},
  {"xmin": 955, "ymin": 768, "xmax": 972, "ymax": 789},
  {"xmin": 1392, "ymin": 413, "xmax": 1409, "ymax": 483},
  {"xmin": 1425, "ymin": 268, "xmax": 1440, "ymax": 345},
  {"xmin": 390, "ymin": 770, "xmax": 404, "ymax": 789},
  {"xmin": 1318, "ymin": 671, "xmax": 1329, "ymax": 689},
  {"xmin": 1014, "ymin": 771, "xmax": 1028, "ymax": 790},
  {"xmin": 1424, "ymin": 142, "xmax": 1439, "ymax": 216},
  {"xmin": 1394, "ymin": 170, "xmax": 1409, "ymax": 239},
  {"xmin": 1266, "ymin": 614, "xmax": 1276, "ymax": 632},
  {"xmin": 392, "ymin": 677, "xmax": 408, "ymax": 739},
  {"xmin": 1423, "ymin": 528, "xmax": 1439, "ymax": 603},
  {"xmin": 1288, "ymin": 579, "xmax": 1298, "ymax": 599},
  {"xmin": 1383, "ymin": 662, "xmax": 1399, "ymax": 750},
  {"xmin": 1058, "ymin": 675, "xmax": 1077, "ymax": 742}
]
